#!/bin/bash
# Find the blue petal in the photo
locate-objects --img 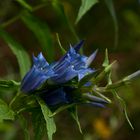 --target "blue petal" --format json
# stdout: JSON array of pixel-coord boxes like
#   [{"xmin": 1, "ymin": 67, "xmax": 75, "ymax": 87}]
[
  {"xmin": 33, "ymin": 53, "xmax": 49, "ymax": 69},
  {"xmin": 86, "ymin": 49, "xmax": 98, "ymax": 67},
  {"xmin": 52, "ymin": 66, "xmax": 77, "ymax": 83},
  {"xmin": 78, "ymin": 68, "xmax": 95, "ymax": 81},
  {"xmin": 42, "ymin": 88, "xmax": 69, "ymax": 106},
  {"xmin": 21, "ymin": 53, "xmax": 55, "ymax": 93},
  {"xmin": 84, "ymin": 93, "xmax": 108, "ymax": 104},
  {"xmin": 73, "ymin": 40, "xmax": 84, "ymax": 52},
  {"xmin": 89, "ymin": 102, "xmax": 106, "ymax": 108},
  {"xmin": 21, "ymin": 67, "xmax": 48, "ymax": 92}
]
